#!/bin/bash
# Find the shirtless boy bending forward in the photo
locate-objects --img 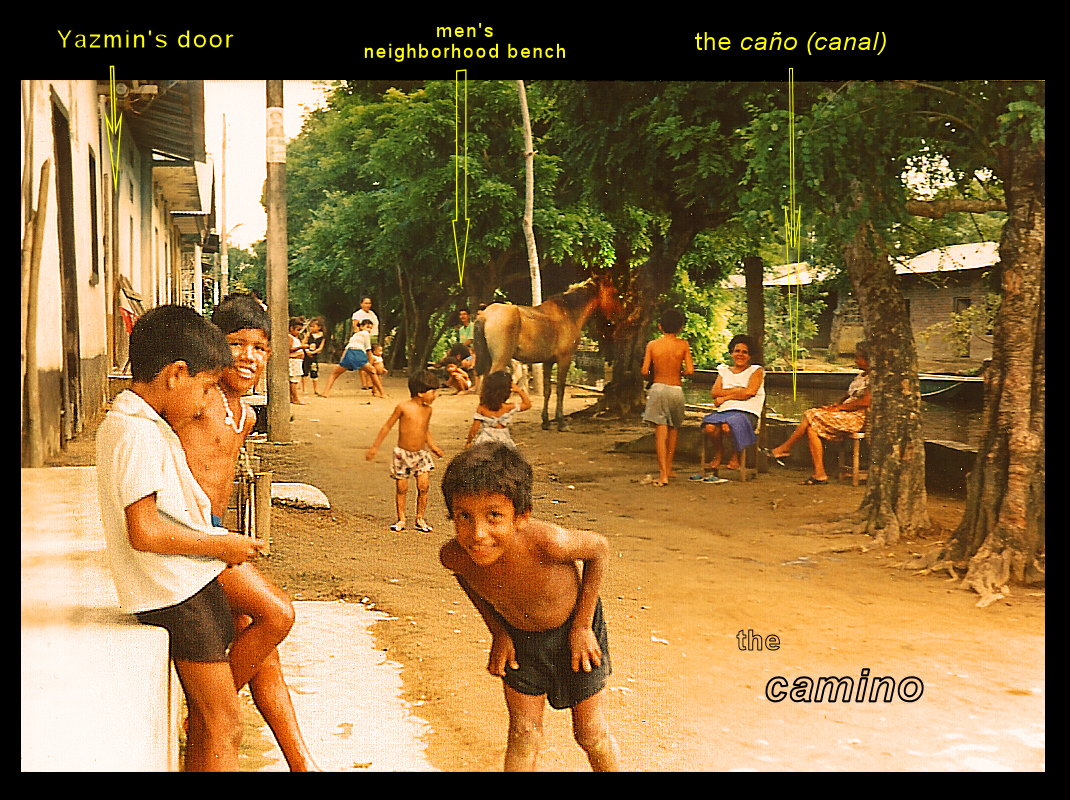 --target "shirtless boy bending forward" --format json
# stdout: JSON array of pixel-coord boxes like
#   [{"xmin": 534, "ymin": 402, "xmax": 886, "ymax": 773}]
[{"xmin": 439, "ymin": 442, "xmax": 619, "ymax": 771}]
